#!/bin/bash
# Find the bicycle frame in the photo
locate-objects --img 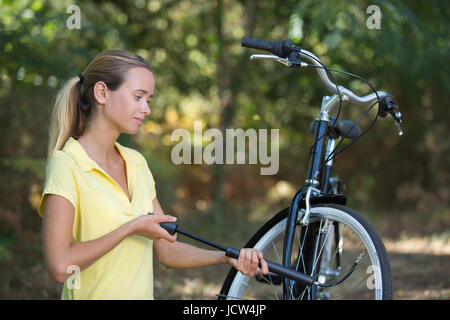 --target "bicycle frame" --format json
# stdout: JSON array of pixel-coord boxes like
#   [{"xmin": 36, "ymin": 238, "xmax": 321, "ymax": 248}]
[{"xmin": 282, "ymin": 94, "xmax": 342, "ymax": 299}]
